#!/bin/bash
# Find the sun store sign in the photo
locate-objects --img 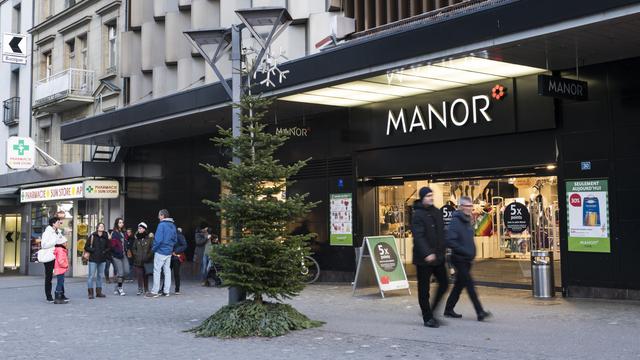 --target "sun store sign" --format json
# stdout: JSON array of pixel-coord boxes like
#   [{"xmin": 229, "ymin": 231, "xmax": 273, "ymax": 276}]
[
  {"xmin": 6, "ymin": 136, "xmax": 35, "ymax": 170},
  {"xmin": 385, "ymin": 86, "xmax": 506, "ymax": 136},
  {"xmin": 20, "ymin": 180, "xmax": 120, "ymax": 203}
]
